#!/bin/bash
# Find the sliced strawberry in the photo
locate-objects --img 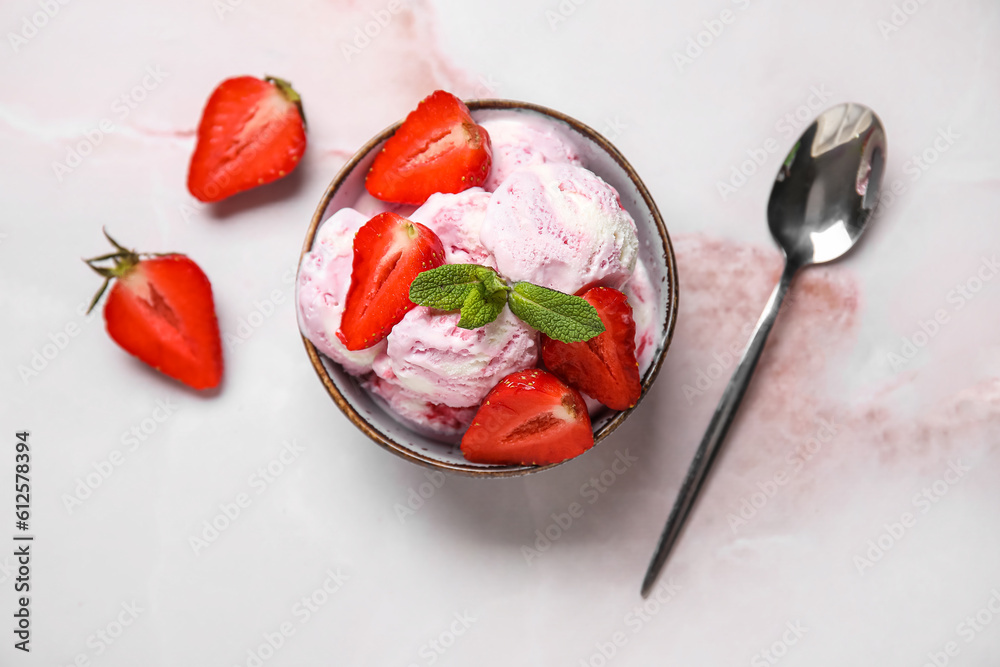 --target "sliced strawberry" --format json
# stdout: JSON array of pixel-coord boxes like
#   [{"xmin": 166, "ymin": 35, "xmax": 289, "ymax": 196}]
[
  {"xmin": 188, "ymin": 75, "xmax": 307, "ymax": 203},
  {"xmin": 85, "ymin": 231, "xmax": 223, "ymax": 390},
  {"xmin": 461, "ymin": 369, "xmax": 593, "ymax": 466},
  {"xmin": 541, "ymin": 287, "xmax": 641, "ymax": 411},
  {"xmin": 337, "ymin": 212, "xmax": 445, "ymax": 351},
  {"xmin": 365, "ymin": 90, "xmax": 492, "ymax": 205}
]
